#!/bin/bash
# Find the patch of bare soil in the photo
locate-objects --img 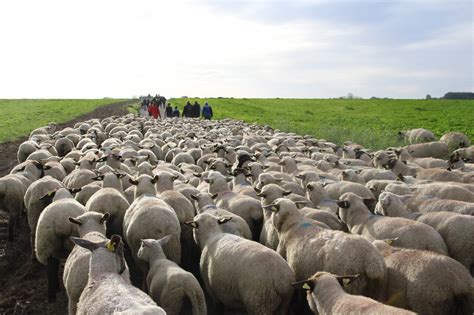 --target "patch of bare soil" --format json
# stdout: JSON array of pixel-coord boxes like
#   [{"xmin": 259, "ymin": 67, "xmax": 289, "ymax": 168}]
[{"xmin": 0, "ymin": 100, "xmax": 134, "ymax": 314}]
